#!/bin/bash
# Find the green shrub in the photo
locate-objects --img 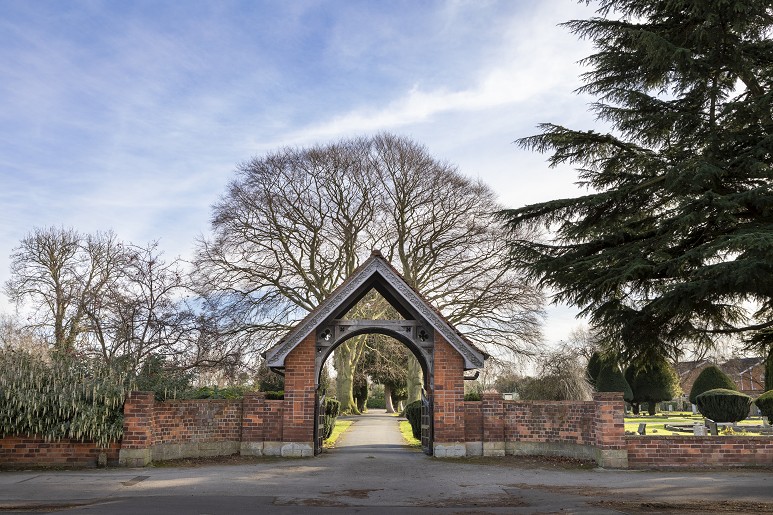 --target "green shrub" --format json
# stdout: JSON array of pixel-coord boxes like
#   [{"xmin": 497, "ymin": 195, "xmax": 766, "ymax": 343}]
[
  {"xmin": 0, "ymin": 349, "xmax": 129, "ymax": 446},
  {"xmin": 596, "ymin": 363, "xmax": 633, "ymax": 402},
  {"xmin": 754, "ymin": 390, "xmax": 773, "ymax": 424},
  {"xmin": 263, "ymin": 390, "xmax": 284, "ymax": 400},
  {"xmin": 696, "ymin": 388, "xmax": 752, "ymax": 423},
  {"xmin": 190, "ymin": 385, "xmax": 258, "ymax": 399},
  {"xmin": 689, "ymin": 365, "xmax": 737, "ymax": 404},
  {"xmin": 366, "ymin": 391, "xmax": 386, "ymax": 409},
  {"xmin": 127, "ymin": 355, "xmax": 193, "ymax": 401},
  {"xmin": 464, "ymin": 392, "xmax": 481, "ymax": 401},
  {"xmin": 322, "ymin": 398, "xmax": 341, "ymax": 439},
  {"xmin": 404, "ymin": 400, "xmax": 422, "ymax": 440}
]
